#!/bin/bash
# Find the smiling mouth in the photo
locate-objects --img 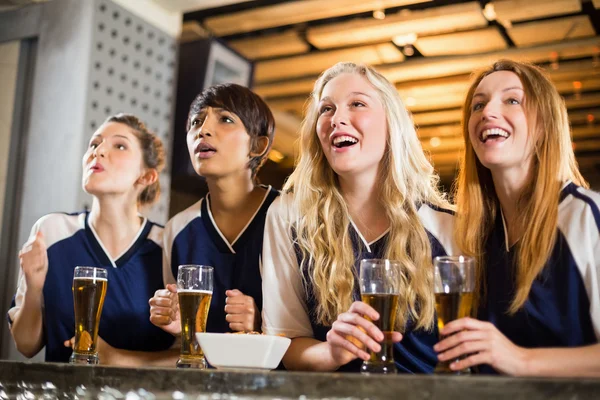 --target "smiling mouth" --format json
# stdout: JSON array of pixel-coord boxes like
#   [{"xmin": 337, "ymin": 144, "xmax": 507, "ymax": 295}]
[
  {"xmin": 332, "ymin": 135, "xmax": 359, "ymax": 149},
  {"xmin": 480, "ymin": 128, "xmax": 510, "ymax": 143}
]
